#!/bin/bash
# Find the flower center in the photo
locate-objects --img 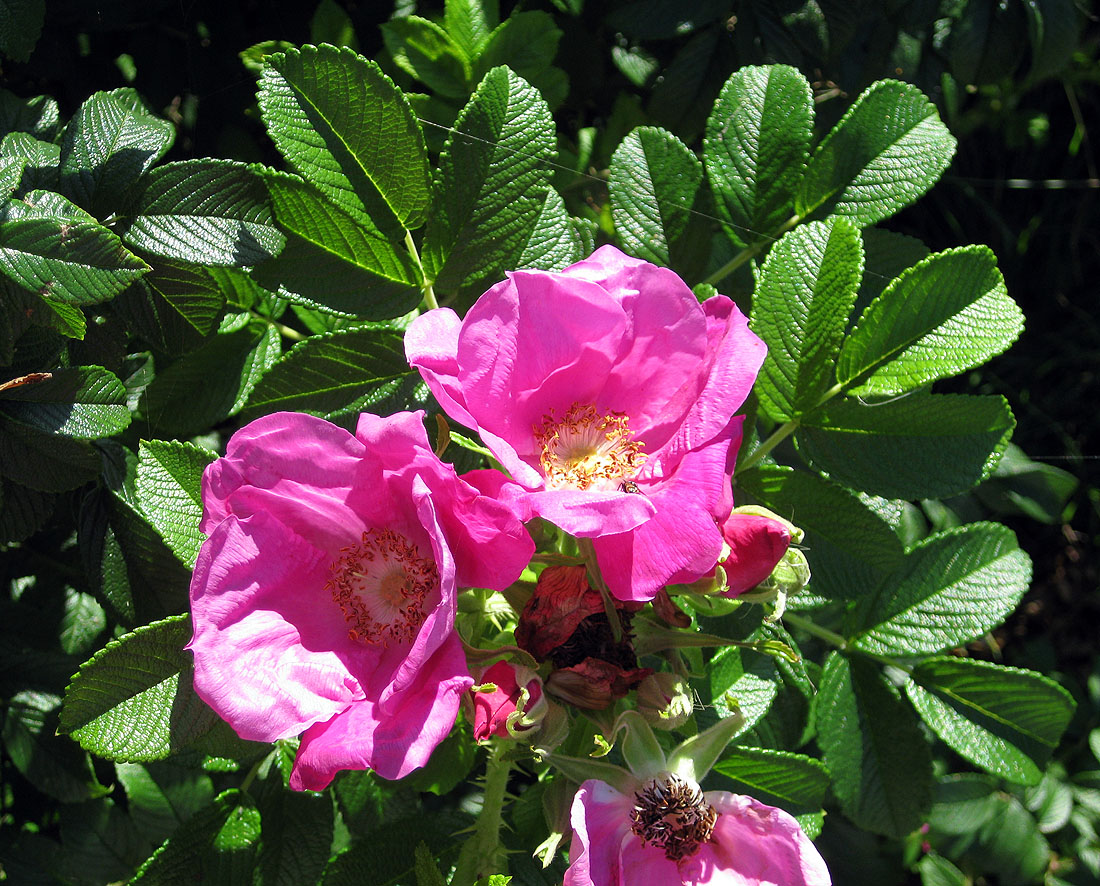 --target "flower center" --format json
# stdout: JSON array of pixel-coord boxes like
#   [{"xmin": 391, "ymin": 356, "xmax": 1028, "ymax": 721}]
[
  {"xmin": 533, "ymin": 403, "xmax": 645, "ymax": 491},
  {"xmin": 630, "ymin": 773, "xmax": 717, "ymax": 862},
  {"xmin": 325, "ymin": 528, "xmax": 438, "ymax": 647}
]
